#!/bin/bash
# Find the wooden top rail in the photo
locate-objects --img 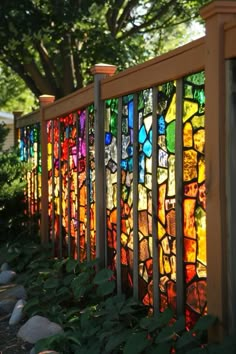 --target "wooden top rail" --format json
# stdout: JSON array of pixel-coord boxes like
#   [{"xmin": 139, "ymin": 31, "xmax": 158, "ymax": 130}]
[
  {"xmin": 101, "ymin": 37, "xmax": 205, "ymax": 99},
  {"xmin": 225, "ymin": 21, "xmax": 236, "ymax": 59},
  {"xmin": 15, "ymin": 109, "xmax": 40, "ymax": 128},
  {"xmin": 43, "ymin": 83, "xmax": 94, "ymax": 121}
]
